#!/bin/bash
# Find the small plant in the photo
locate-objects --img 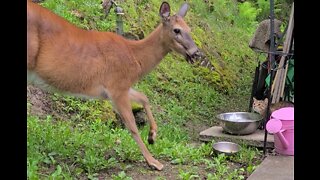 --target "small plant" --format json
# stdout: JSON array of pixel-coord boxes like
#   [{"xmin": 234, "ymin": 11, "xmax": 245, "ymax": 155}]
[
  {"xmin": 178, "ymin": 169, "xmax": 200, "ymax": 180},
  {"xmin": 27, "ymin": 101, "xmax": 32, "ymax": 115},
  {"xmin": 111, "ymin": 171, "xmax": 133, "ymax": 180},
  {"xmin": 236, "ymin": 1, "xmax": 259, "ymax": 33}
]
